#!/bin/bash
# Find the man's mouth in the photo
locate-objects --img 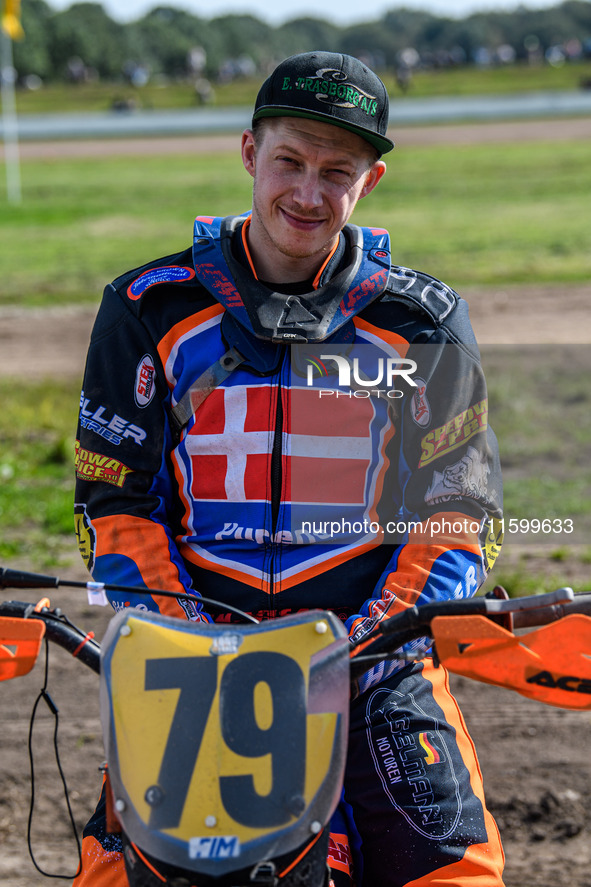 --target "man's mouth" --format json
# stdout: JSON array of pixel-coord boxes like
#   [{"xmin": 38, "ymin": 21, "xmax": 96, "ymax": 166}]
[{"xmin": 279, "ymin": 207, "xmax": 325, "ymax": 230}]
